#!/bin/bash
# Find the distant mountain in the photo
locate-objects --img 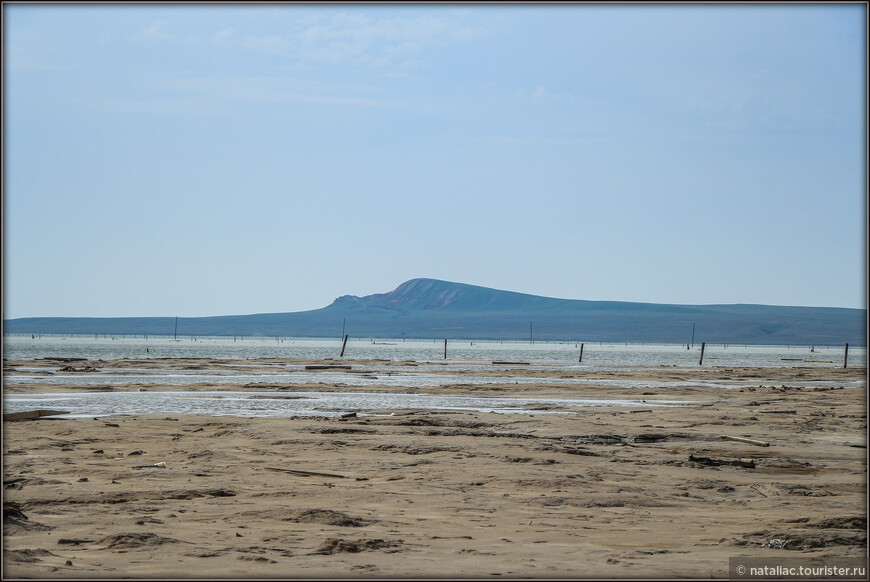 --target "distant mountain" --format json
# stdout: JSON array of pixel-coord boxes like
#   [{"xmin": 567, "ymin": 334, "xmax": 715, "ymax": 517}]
[{"xmin": 4, "ymin": 278, "xmax": 866, "ymax": 345}]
